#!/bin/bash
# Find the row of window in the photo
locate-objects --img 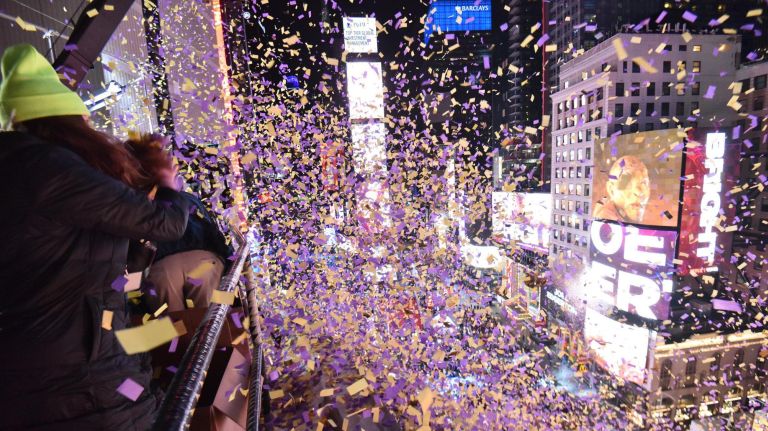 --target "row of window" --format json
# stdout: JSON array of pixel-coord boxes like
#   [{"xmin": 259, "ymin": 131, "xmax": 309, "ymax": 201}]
[
  {"xmin": 556, "ymin": 89, "xmax": 604, "ymax": 113},
  {"xmin": 615, "ymin": 79, "xmax": 700, "ymax": 98},
  {"xmin": 553, "ymin": 183, "xmax": 591, "ymax": 197},
  {"xmin": 552, "ymin": 229, "xmax": 588, "ymax": 247},
  {"xmin": 553, "ymin": 147, "xmax": 592, "ymax": 163},
  {"xmin": 741, "ymin": 74, "xmax": 768, "ymax": 91},
  {"xmin": 554, "ymin": 166, "xmax": 592, "ymax": 179},
  {"xmin": 553, "ymin": 210, "xmax": 591, "ymax": 228},
  {"xmin": 615, "ymin": 101, "xmax": 699, "ymax": 118}
]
